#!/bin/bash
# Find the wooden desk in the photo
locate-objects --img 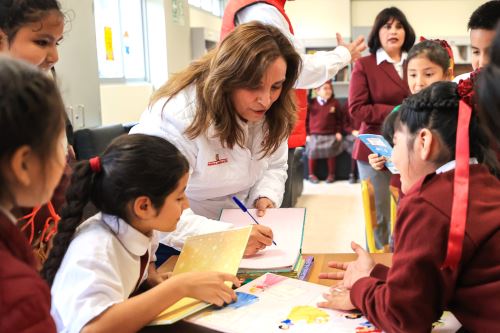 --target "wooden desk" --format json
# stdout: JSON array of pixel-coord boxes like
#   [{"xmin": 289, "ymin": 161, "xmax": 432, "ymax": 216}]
[{"xmin": 140, "ymin": 253, "xmax": 392, "ymax": 332}]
